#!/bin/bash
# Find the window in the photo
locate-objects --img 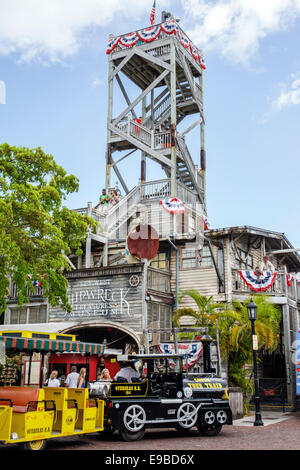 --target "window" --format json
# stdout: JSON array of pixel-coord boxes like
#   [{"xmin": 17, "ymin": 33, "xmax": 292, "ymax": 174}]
[
  {"xmin": 10, "ymin": 308, "xmax": 27, "ymax": 324},
  {"xmin": 235, "ymin": 248, "xmax": 254, "ymax": 270},
  {"xmin": 150, "ymin": 252, "xmax": 168, "ymax": 270},
  {"xmin": 9, "ymin": 305, "xmax": 47, "ymax": 325},
  {"xmin": 181, "ymin": 246, "xmax": 213, "ymax": 269},
  {"xmin": 200, "ymin": 246, "xmax": 213, "ymax": 267},
  {"xmin": 182, "ymin": 248, "xmax": 197, "ymax": 269},
  {"xmin": 147, "ymin": 302, "xmax": 172, "ymax": 342}
]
